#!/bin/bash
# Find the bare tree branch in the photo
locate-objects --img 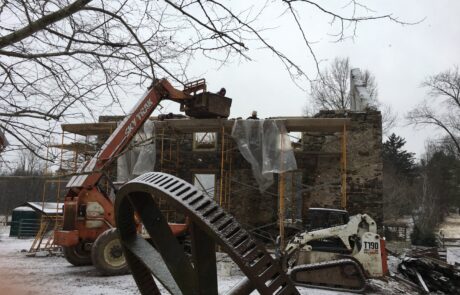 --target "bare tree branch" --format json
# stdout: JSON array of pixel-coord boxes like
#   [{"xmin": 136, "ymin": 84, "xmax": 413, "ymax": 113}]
[
  {"xmin": 309, "ymin": 57, "xmax": 378, "ymax": 110},
  {"xmin": 407, "ymin": 66, "xmax": 460, "ymax": 156},
  {"xmin": 0, "ymin": 0, "xmax": 92, "ymax": 49},
  {"xmin": 407, "ymin": 103, "xmax": 460, "ymax": 156},
  {"xmin": 0, "ymin": 0, "xmax": 414, "ymax": 162}
]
